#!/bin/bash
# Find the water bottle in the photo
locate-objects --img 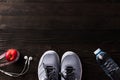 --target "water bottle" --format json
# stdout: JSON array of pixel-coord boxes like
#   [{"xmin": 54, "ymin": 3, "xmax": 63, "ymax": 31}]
[{"xmin": 94, "ymin": 48, "xmax": 120, "ymax": 80}]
